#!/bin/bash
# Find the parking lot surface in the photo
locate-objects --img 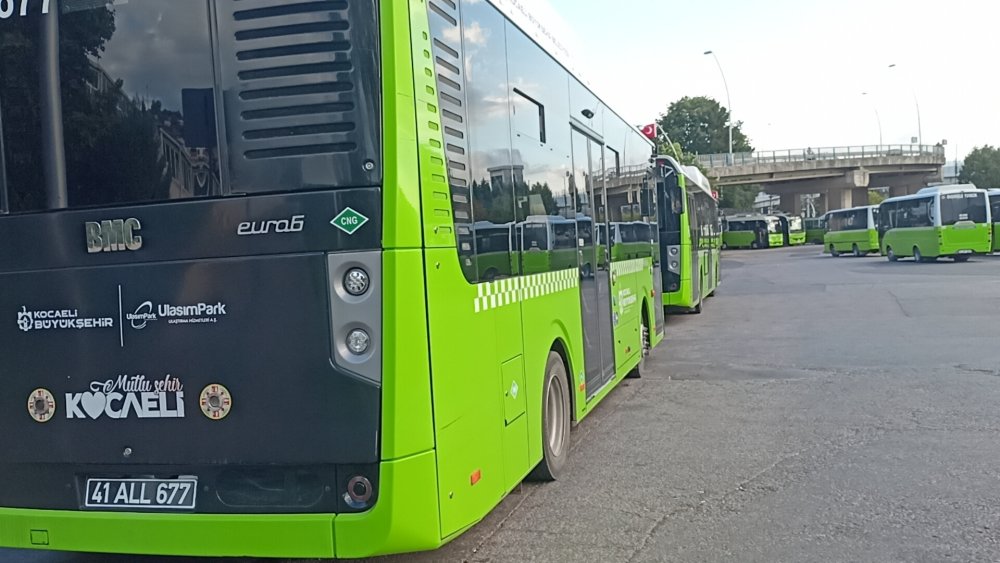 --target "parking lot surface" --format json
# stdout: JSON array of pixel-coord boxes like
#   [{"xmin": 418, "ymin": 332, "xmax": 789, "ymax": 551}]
[{"xmin": 8, "ymin": 246, "xmax": 1000, "ymax": 562}]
